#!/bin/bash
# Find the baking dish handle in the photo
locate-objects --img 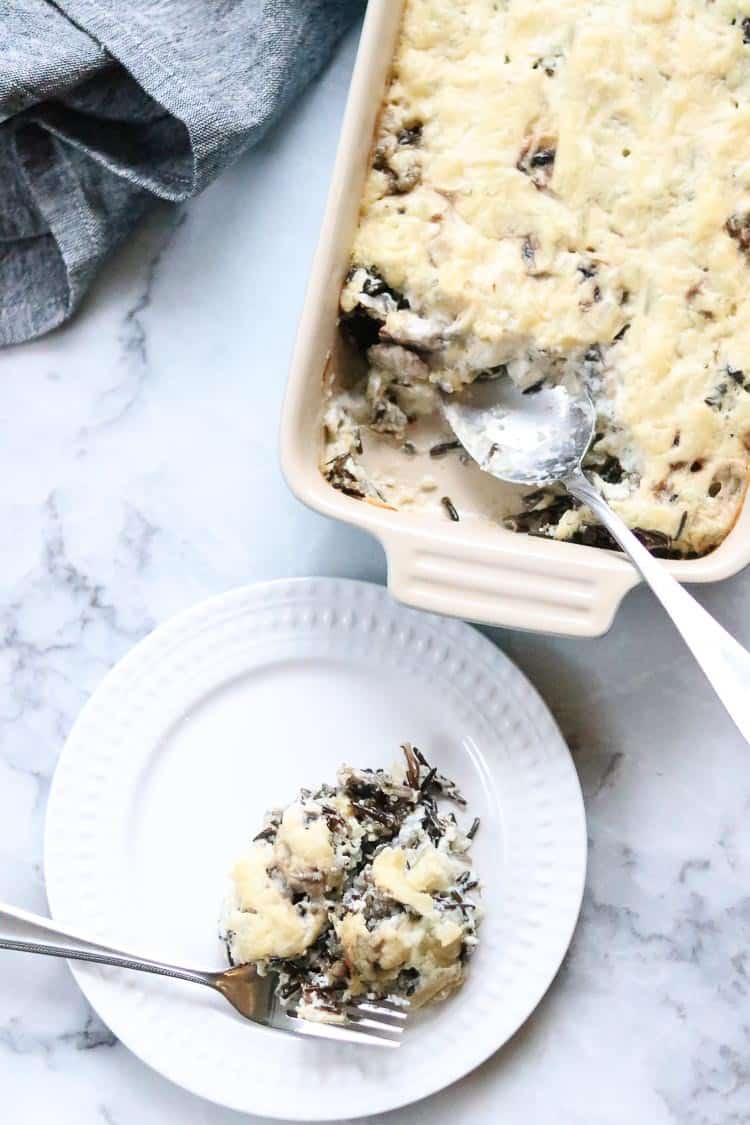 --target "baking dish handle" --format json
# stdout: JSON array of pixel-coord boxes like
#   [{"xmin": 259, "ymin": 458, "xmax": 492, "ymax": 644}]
[{"xmin": 381, "ymin": 527, "xmax": 639, "ymax": 638}]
